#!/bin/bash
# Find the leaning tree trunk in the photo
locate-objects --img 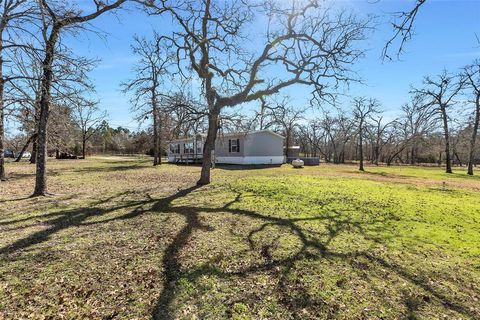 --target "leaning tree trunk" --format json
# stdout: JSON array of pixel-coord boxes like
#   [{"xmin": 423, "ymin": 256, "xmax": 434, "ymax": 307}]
[
  {"xmin": 454, "ymin": 152, "xmax": 462, "ymax": 166},
  {"xmin": 440, "ymin": 105, "xmax": 452, "ymax": 174},
  {"xmin": 198, "ymin": 110, "xmax": 219, "ymax": 185},
  {"xmin": 30, "ymin": 134, "xmax": 37, "ymax": 163},
  {"xmin": 468, "ymin": 94, "xmax": 480, "ymax": 175},
  {"xmin": 15, "ymin": 133, "xmax": 36, "ymax": 162},
  {"xmin": 33, "ymin": 28, "xmax": 59, "ymax": 196},
  {"xmin": 30, "ymin": 103, "xmax": 40, "ymax": 163}
]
